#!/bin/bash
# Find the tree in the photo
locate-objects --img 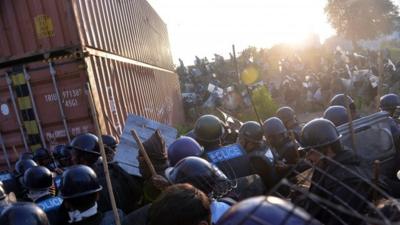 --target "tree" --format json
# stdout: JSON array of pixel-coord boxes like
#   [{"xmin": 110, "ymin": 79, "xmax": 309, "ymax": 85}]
[{"xmin": 325, "ymin": 0, "xmax": 399, "ymax": 49}]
